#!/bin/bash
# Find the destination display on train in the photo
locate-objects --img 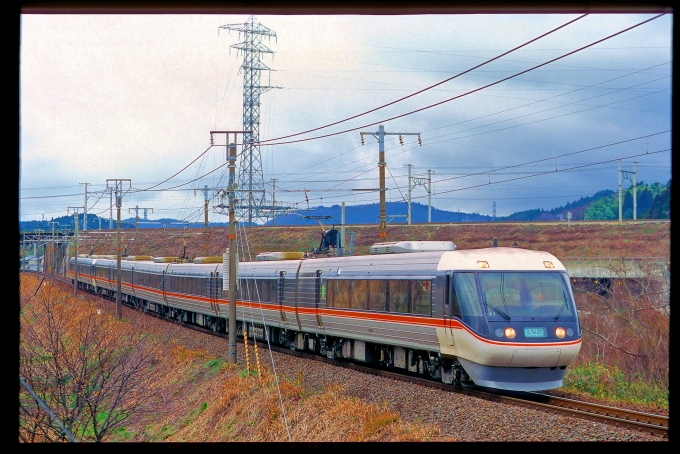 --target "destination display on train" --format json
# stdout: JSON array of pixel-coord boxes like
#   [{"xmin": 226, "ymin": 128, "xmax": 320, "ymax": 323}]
[{"xmin": 524, "ymin": 327, "xmax": 547, "ymax": 338}]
